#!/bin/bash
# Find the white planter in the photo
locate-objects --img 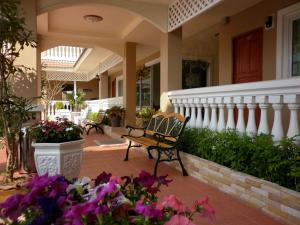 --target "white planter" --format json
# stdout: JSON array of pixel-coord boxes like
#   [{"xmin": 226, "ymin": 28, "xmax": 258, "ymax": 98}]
[{"xmin": 32, "ymin": 139, "xmax": 84, "ymax": 180}]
